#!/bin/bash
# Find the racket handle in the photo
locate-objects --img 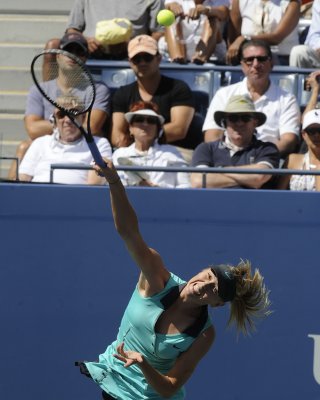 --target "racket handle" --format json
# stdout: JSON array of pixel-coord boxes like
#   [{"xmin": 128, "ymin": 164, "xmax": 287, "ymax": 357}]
[{"xmin": 87, "ymin": 140, "xmax": 105, "ymax": 167}]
